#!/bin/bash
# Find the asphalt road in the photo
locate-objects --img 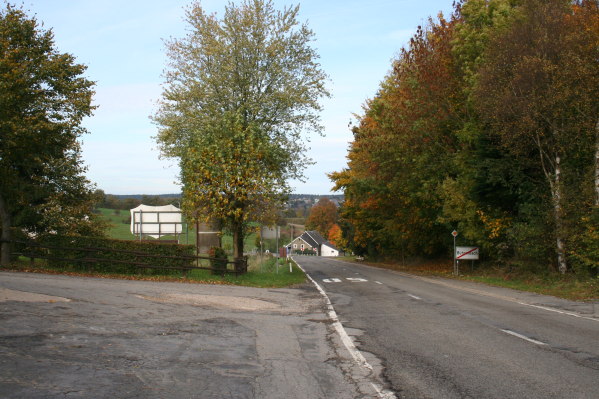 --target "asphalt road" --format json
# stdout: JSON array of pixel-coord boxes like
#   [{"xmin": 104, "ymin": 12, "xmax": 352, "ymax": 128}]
[
  {"xmin": 0, "ymin": 271, "xmax": 386, "ymax": 399},
  {"xmin": 294, "ymin": 256, "xmax": 599, "ymax": 399}
]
